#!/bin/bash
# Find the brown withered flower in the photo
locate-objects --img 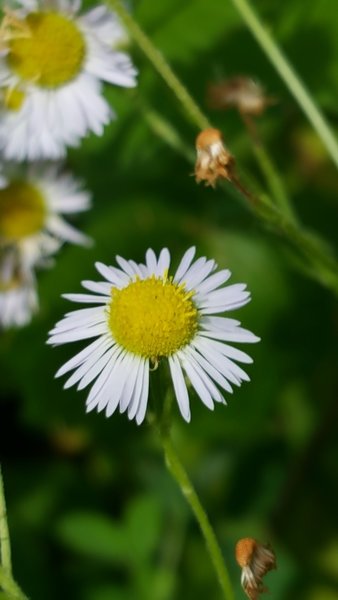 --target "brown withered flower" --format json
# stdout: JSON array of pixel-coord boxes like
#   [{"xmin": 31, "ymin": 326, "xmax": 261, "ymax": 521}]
[
  {"xmin": 235, "ymin": 537, "xmax": 277, "ymax": 600},
  {"xmin": 207, "ymin": 77, "xmax": 275, "ymax": 116},
  {"xmin": 195, "ymin": 127, "xmax": 234, "ymax": 188}
]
